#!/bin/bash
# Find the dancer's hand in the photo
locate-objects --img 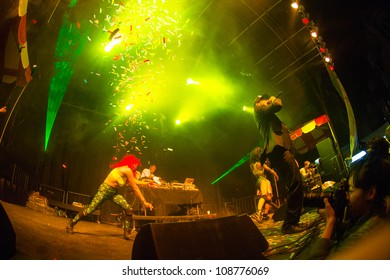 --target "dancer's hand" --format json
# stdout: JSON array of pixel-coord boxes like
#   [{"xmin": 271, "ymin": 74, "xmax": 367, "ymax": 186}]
[{"xmin": 143, "ymin": 201, "xmax": 153, "ymax": 210}]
